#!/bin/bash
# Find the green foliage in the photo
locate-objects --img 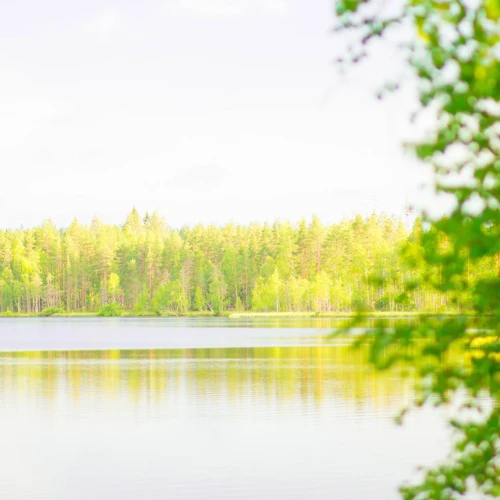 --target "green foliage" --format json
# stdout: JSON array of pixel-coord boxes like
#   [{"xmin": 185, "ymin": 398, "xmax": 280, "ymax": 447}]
[
  {"xmin": 153, "ymin": 280, "xmax": 188, "ymax": 314},
  {"xmin": 39, "ymin": 307, "xmax": 64, "ymax": 317},
  {"xmin": 375, "ymin": 296, "xmax": 389, "ymax": 311},
  {"xmin": 135, "ymin": 285, "xmax": 150, "ymax": 313},
  {"xmin": 97, "ymin": 303, "xmax": 123, "ymax": 317},
  {"xmin": 334, "ymin": 0, "xmax": 500, "ymax": 497},
  {"xmin": 0, "ymin": 209, "xmax": 496, "ymax": 316},
  {"xmin": 208, "ymin": 264, "xmax": 227, "ymax": 314}
]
